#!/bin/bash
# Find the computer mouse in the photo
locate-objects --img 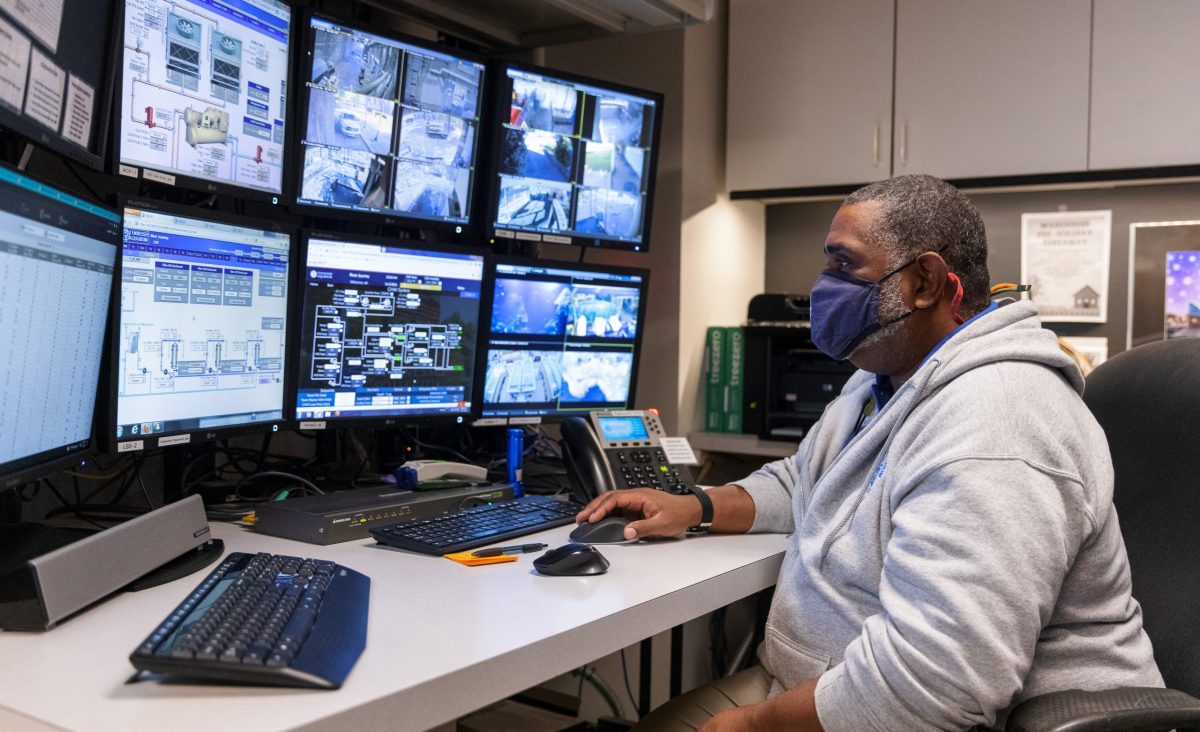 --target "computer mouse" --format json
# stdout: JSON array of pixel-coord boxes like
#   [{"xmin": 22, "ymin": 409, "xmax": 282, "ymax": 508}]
[
  {"xmin": 569, "ymin": 515, "xmax": 634, "ymax": 544},
  {"xmin": 533, "ymin": 543, "xmax": 610, "ymax": 576}
]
